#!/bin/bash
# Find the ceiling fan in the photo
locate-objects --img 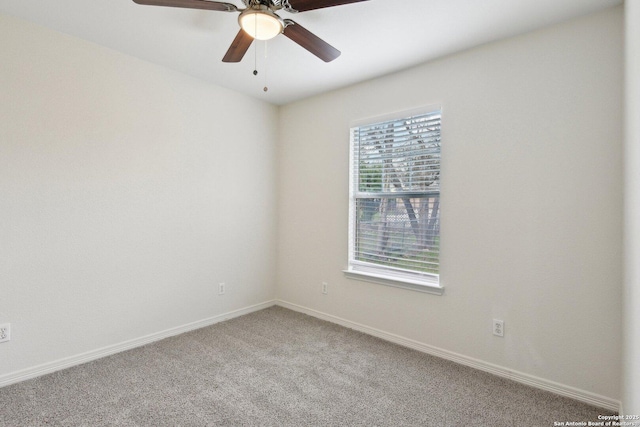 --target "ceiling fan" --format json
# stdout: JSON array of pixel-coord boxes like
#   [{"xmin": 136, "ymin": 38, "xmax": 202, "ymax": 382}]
[{"xmin": 132, "ymin": 0, "xmax": 369, "ymax": 63}]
